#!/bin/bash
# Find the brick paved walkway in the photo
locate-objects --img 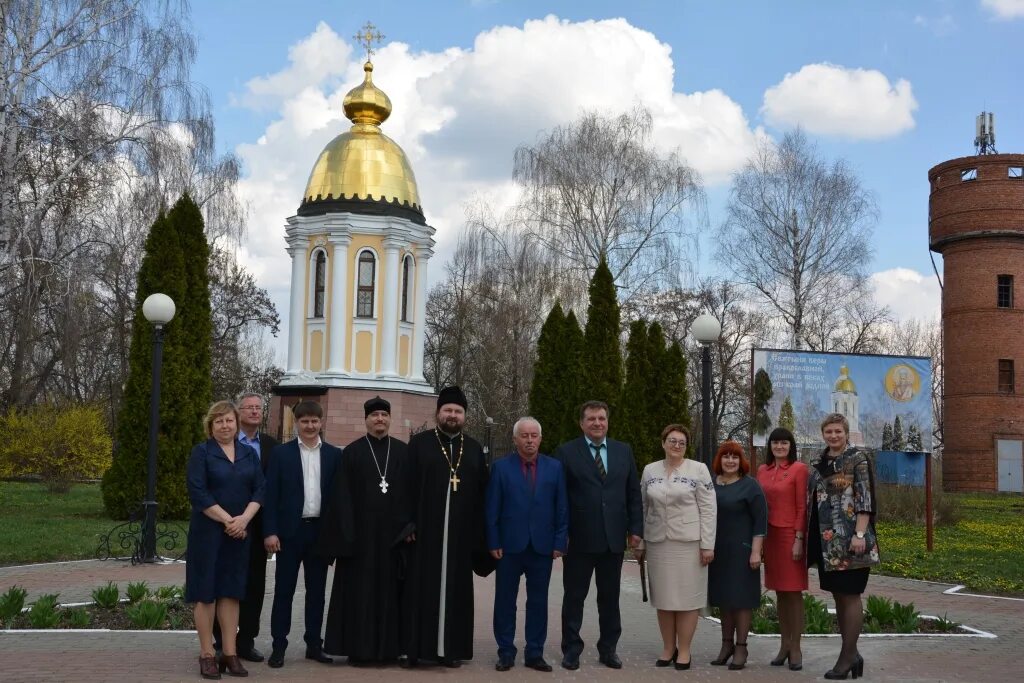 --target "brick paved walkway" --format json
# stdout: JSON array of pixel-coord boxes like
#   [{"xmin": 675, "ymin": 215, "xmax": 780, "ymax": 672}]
[{"xmin": 0, "ymin": 559, "xmax": 1018, "ymax": 682}]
